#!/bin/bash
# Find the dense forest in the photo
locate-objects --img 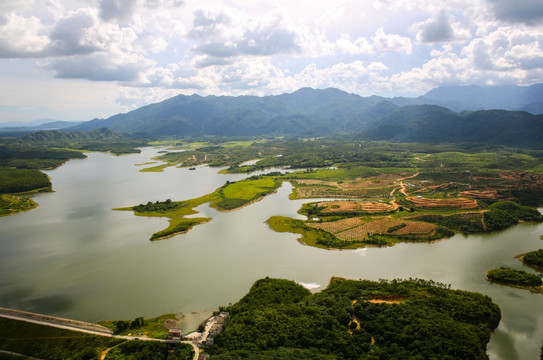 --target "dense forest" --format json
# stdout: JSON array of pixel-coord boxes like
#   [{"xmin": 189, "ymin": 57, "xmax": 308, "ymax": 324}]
[
  {"xmin": 522, "ymin": 249, "xmax": 543, "ymax": 268},
  {"xmin": 210, "ymin": 277, "xmax": 501, "ymax": 360},
  {"xmin": 486, "ymin": 267, "xmax": 543, "ymax": 288}
]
